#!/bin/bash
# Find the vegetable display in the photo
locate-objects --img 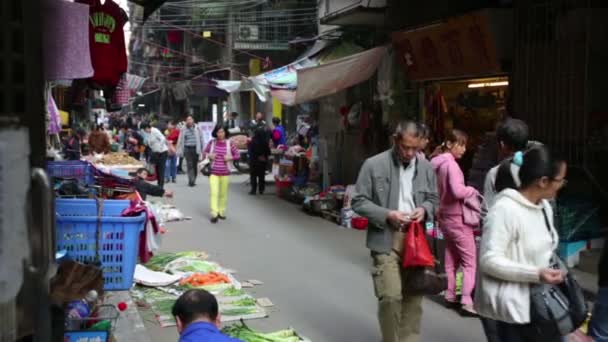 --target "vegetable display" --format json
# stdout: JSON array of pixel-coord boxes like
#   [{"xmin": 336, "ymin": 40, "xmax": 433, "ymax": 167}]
[
  {"xmin": 222, "ymin": 320, "xmax": 304, "ymax": 342},
  {"xmin": 179, "ymin": 272, "xmax": 231, "ymax": 287}
]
